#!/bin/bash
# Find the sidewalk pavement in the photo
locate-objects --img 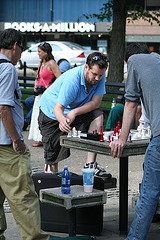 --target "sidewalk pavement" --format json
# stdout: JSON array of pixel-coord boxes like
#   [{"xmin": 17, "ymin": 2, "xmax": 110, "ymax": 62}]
[{"xmin": 4, "ymin": 130, "xmax": 160, "ymax": 240}]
